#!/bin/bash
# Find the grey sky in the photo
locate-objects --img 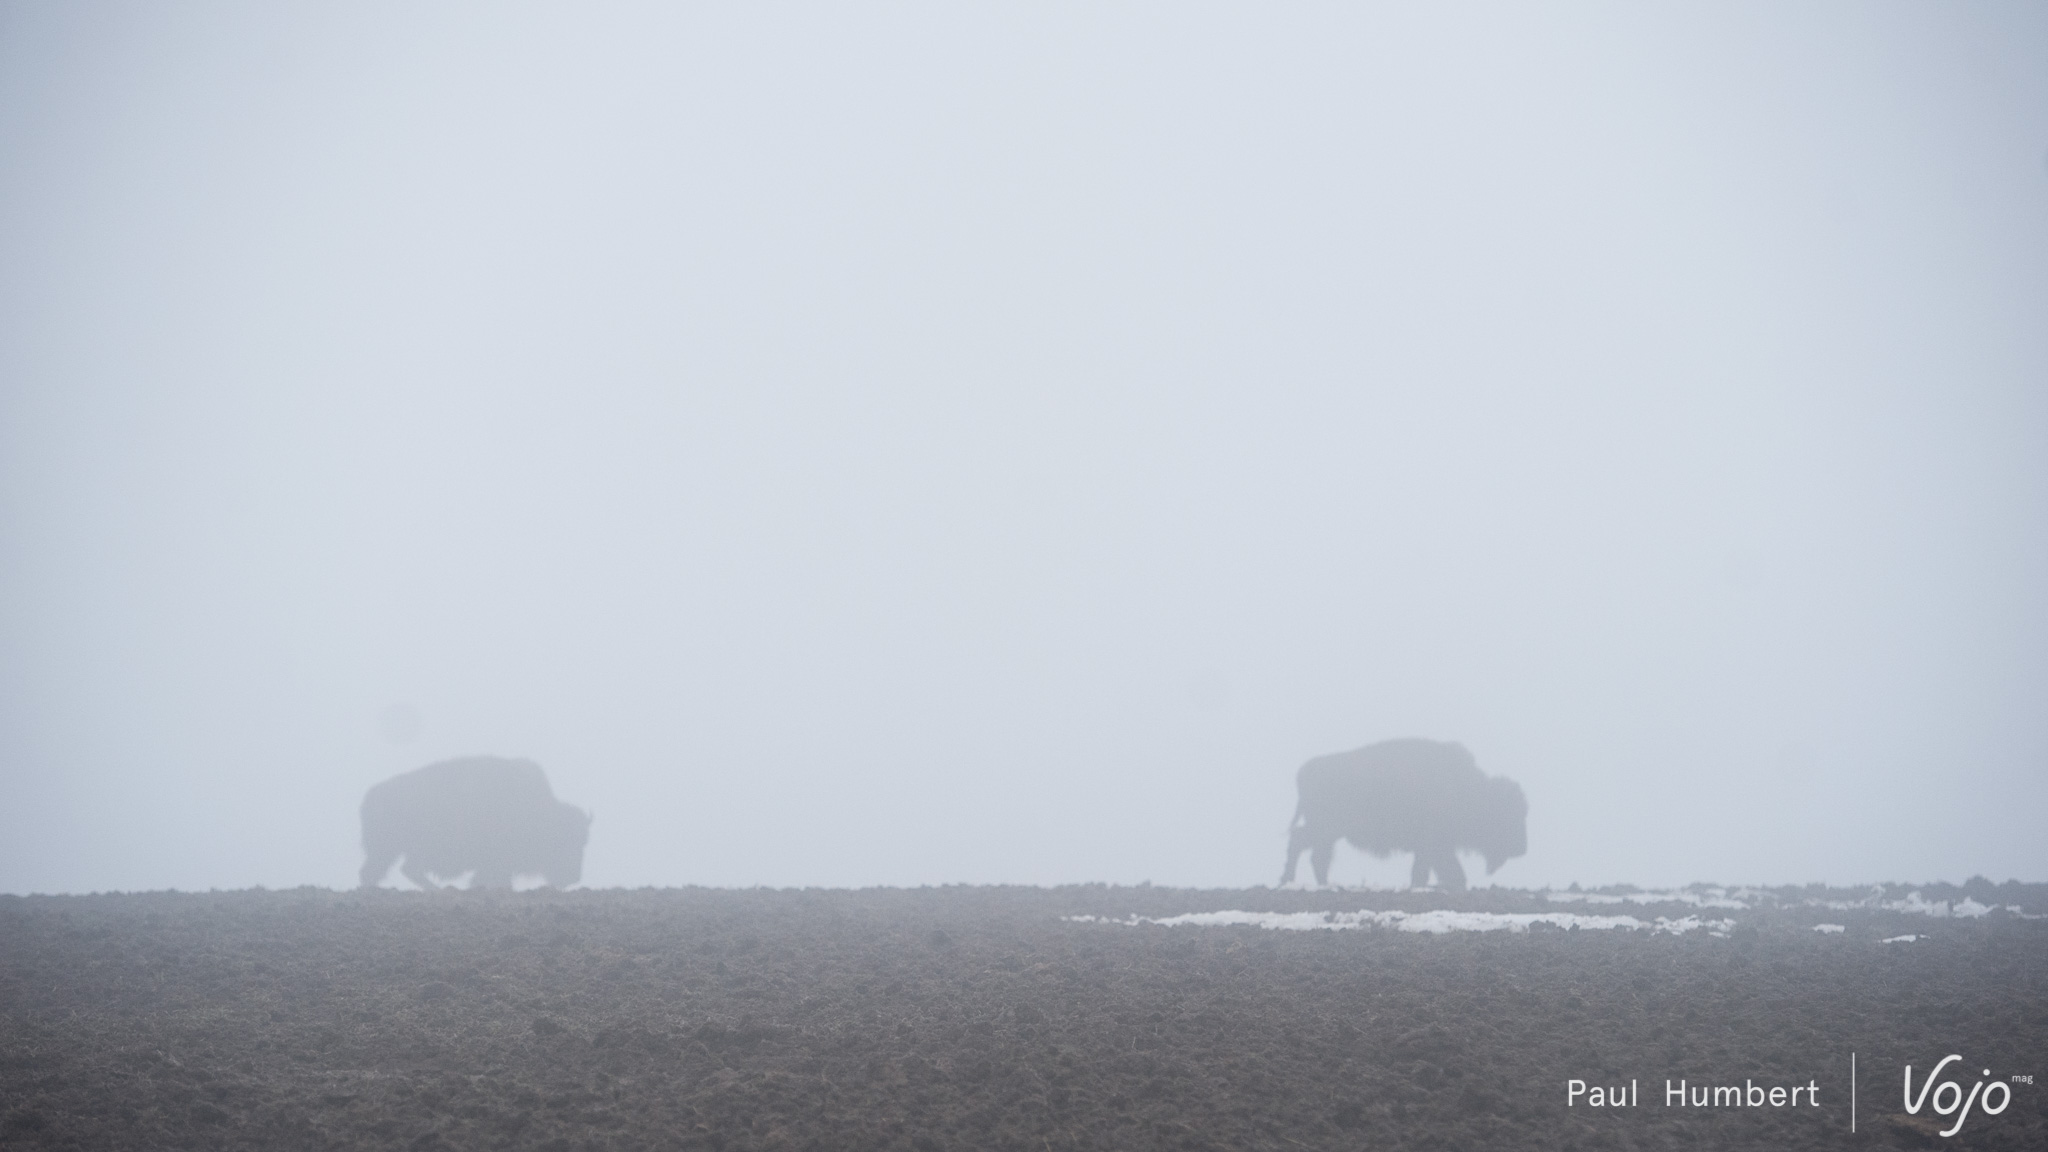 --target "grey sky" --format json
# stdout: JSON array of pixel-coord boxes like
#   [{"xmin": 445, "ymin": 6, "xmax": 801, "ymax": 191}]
[{"xmin": 3, "ymin": 3, "xmax": 2044, "ymax": 894}]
